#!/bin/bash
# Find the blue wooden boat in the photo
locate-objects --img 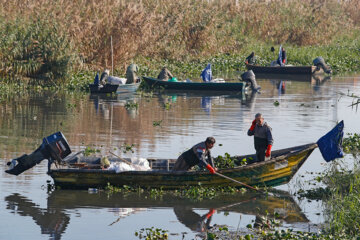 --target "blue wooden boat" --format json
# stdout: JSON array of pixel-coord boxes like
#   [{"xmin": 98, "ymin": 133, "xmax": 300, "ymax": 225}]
[{"xmin": 142, "ymin": 76, "xmax": 246, "ymax": 92}]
